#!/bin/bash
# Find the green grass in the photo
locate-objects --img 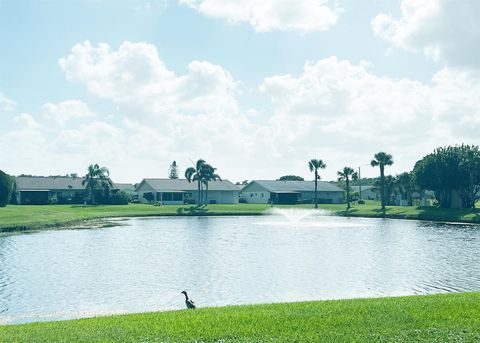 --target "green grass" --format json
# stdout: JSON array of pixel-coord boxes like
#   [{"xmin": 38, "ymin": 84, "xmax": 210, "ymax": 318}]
[
  {"xmin": 2, "ymin": 292, "xmax": 480, "ymax": 342},
  {"xmin": 0, "ymin": 203, "xmax": 271, "ymax": 232},
  {"xmin": 1, "ymin": 201, "xmax": 479, "ymax": 232},
  {"xmin": 321, "ymin": 200, "xmax": 480, "ymax": 223}
]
